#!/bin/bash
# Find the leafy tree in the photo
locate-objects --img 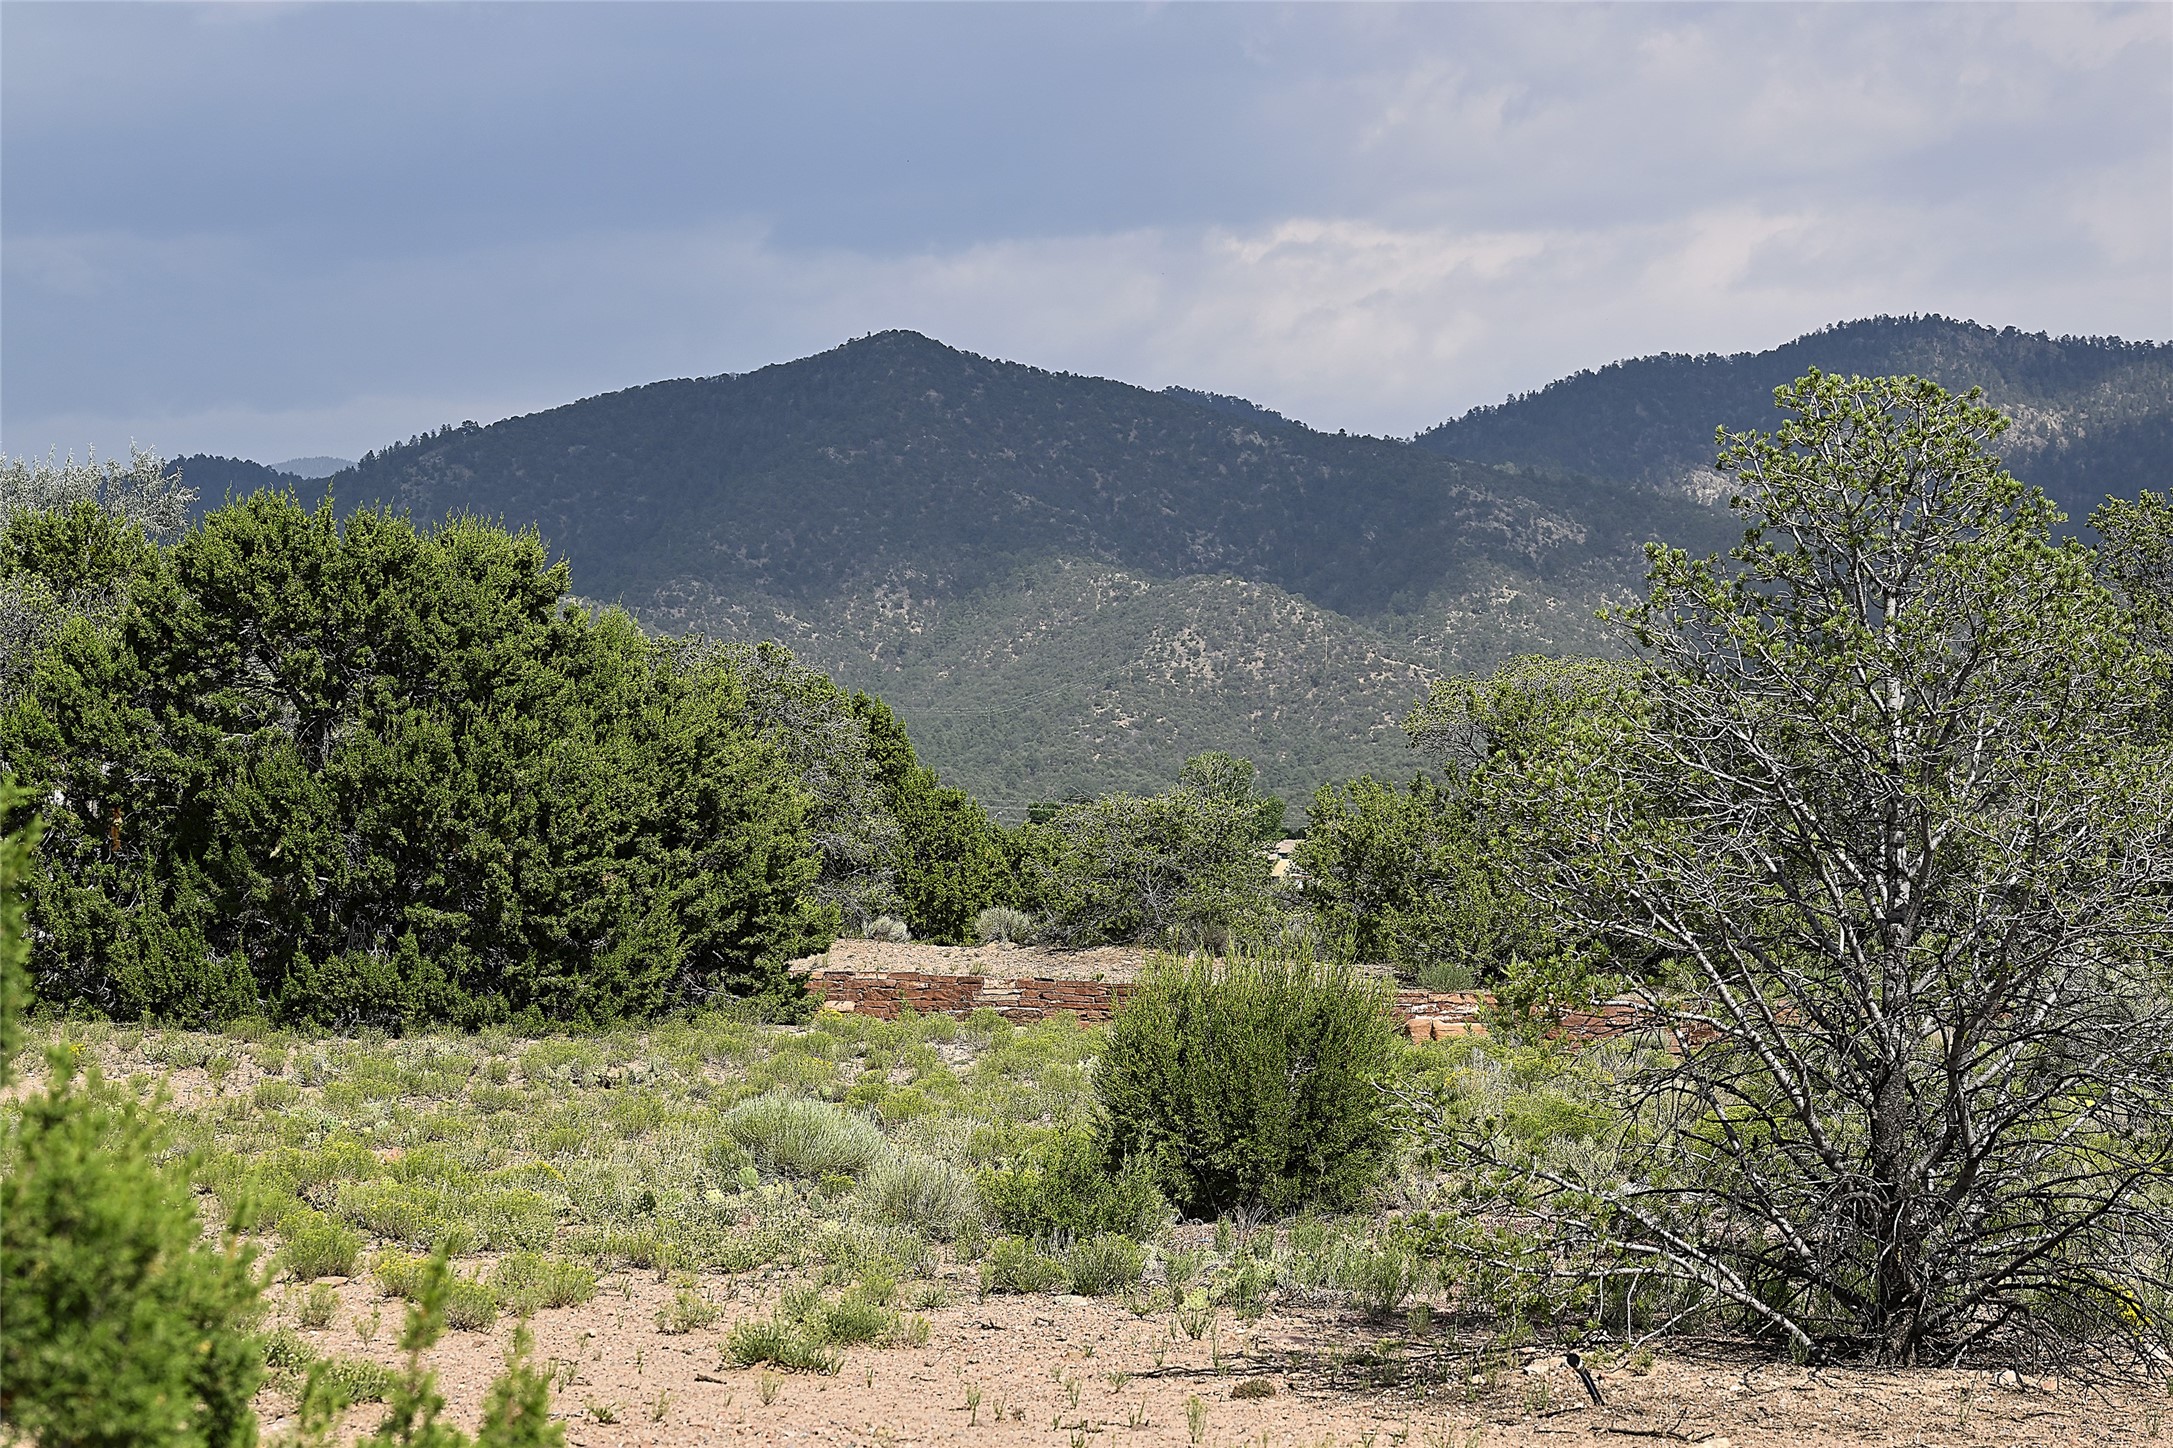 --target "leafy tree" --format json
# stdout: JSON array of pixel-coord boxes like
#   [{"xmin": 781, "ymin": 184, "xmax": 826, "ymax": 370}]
[
  {"xmin": 1297, "ymin": 773, "xmax": 1546, "ymax": 986},
  {"xmin": 5, "ymin": 492, "xmax": 826, "ymax": 1027},
  {"xmin": 1447, "ymin": 372, "xmax": 2173, "ymax": 1369},
  {"xmin": 686, "ymin": 641, "xmax": 902, "ymax": 930},
  {"xmin": 1176, "ymin": 750, "xmax": 1286, "ymax": 840},
  {"xmin": 1, "ymin": 447, "xmax": 196, "ymax": 541},
  {"xmin": 2093, "ymin": 489, "xmax": 2173, "ymax": 651},
  {"xmin": 0, "ymin": 450, "xmax": 186, "ymax": 708},
  {"xmin": 851, "ymin": 693, "xmax": 1013, "ymax": 944},
  {"xmin": 1032, "ymin": 752, "xmax": 1280, "ymax": 948}
]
